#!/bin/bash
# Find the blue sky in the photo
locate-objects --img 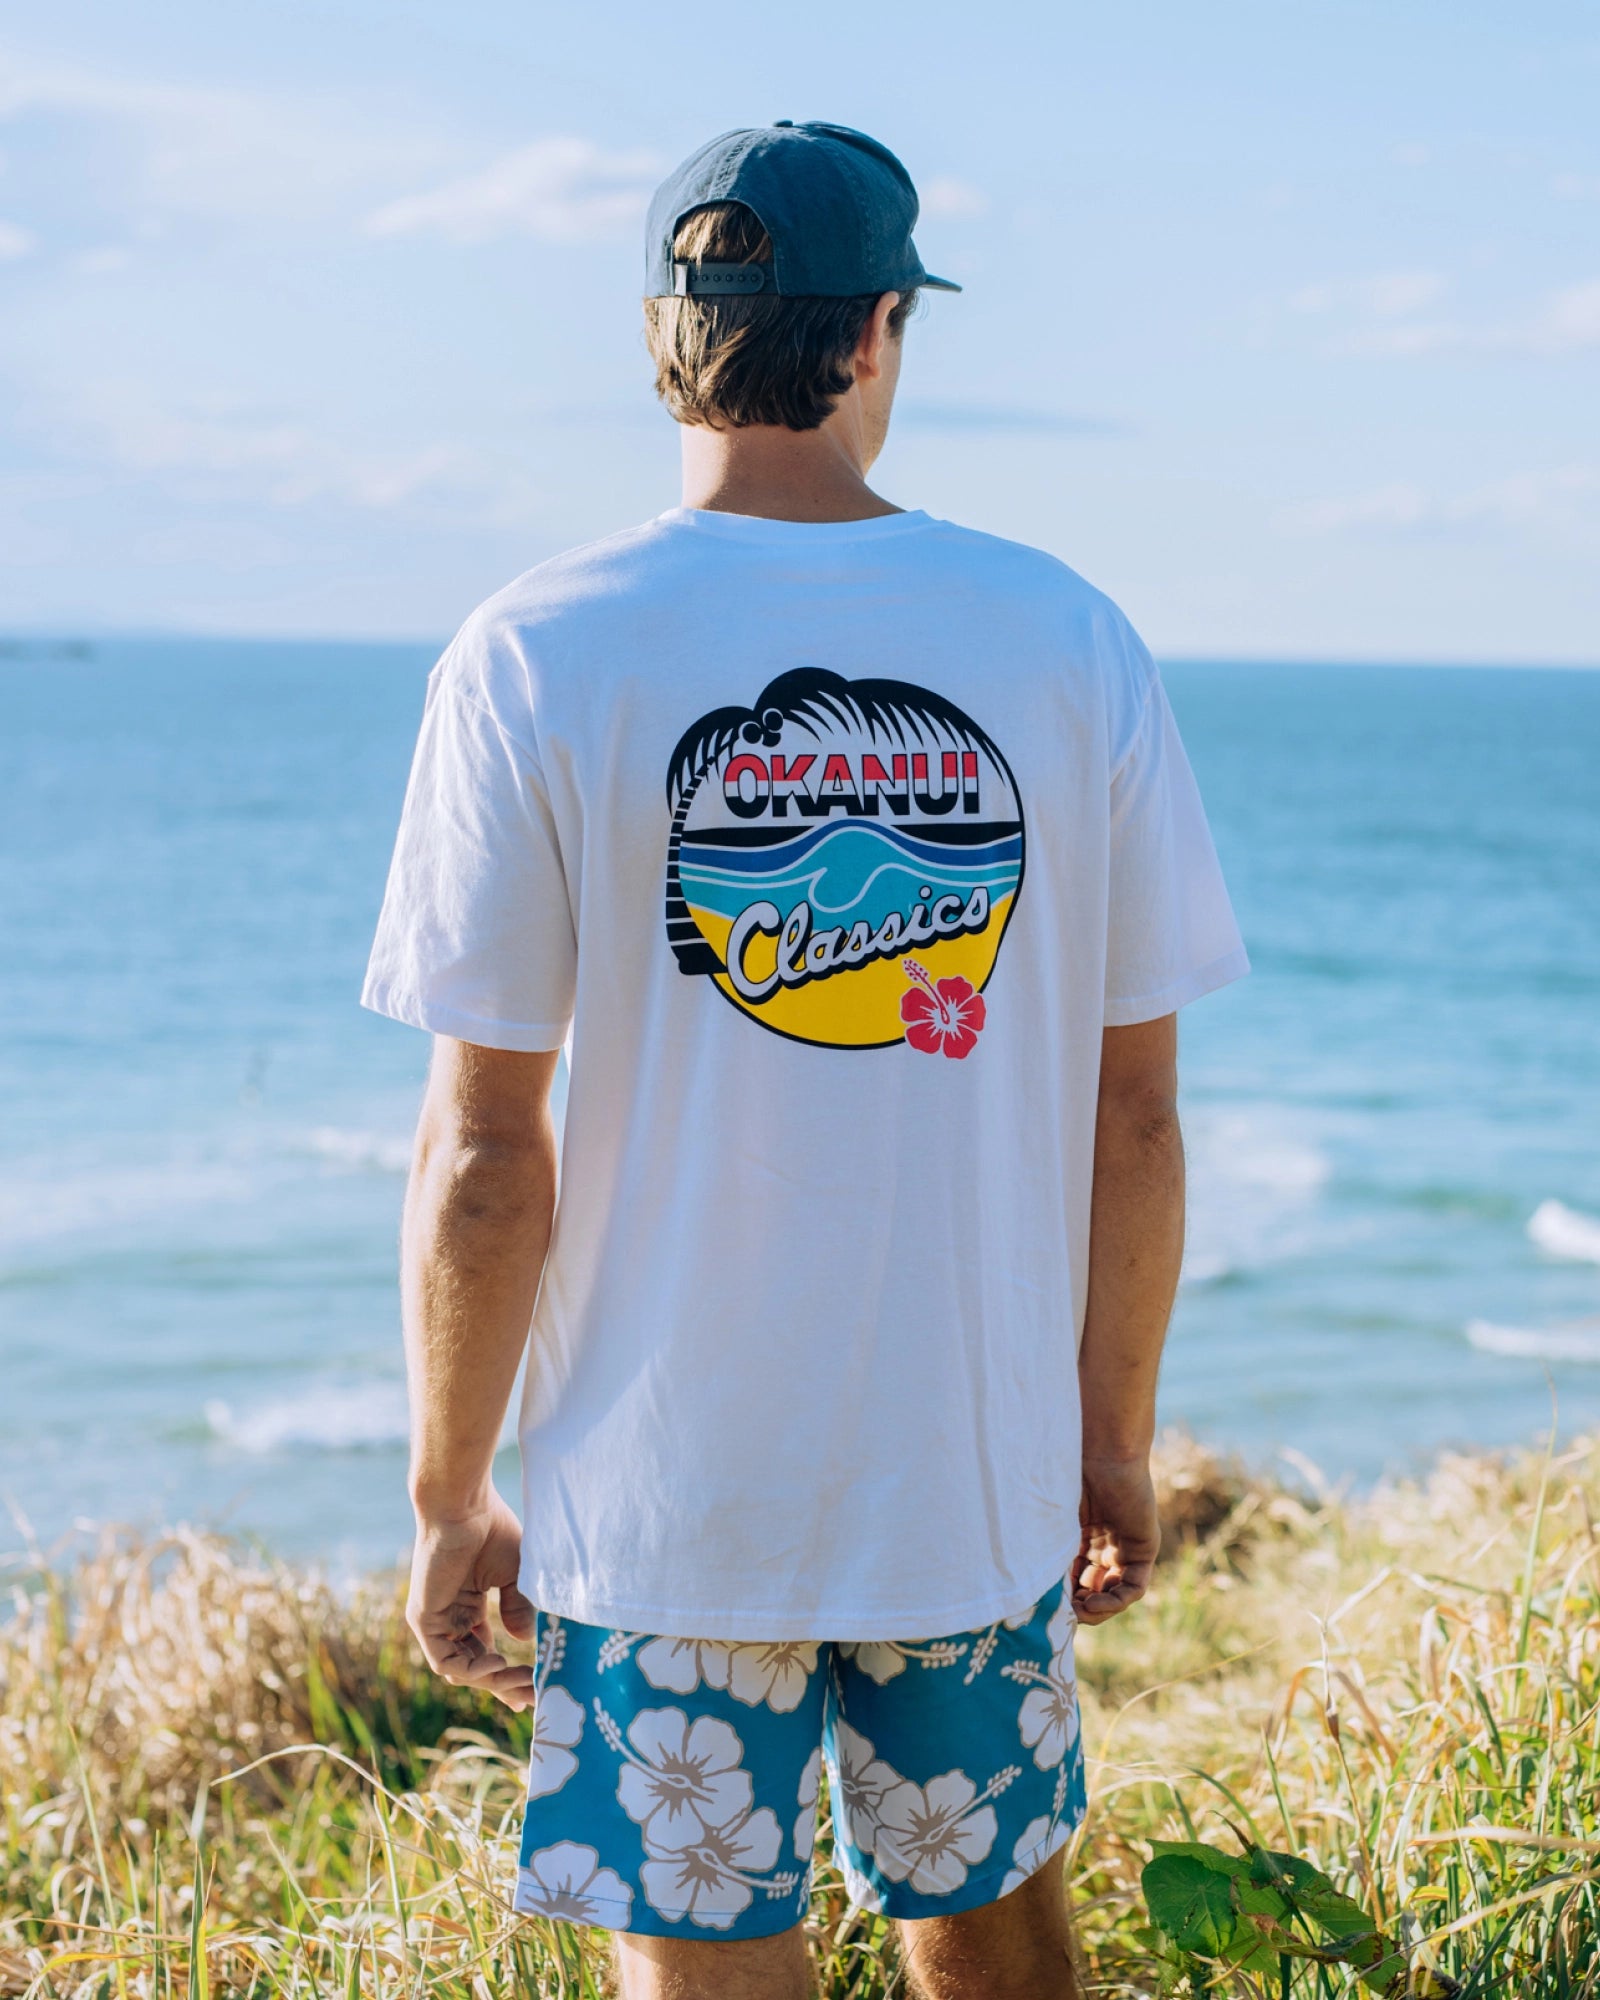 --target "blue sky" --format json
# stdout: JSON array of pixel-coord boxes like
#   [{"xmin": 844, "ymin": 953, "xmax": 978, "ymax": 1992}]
[{"xmin": 1, "ymin": 1, "xmax": 1597, "ymax": 660}]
